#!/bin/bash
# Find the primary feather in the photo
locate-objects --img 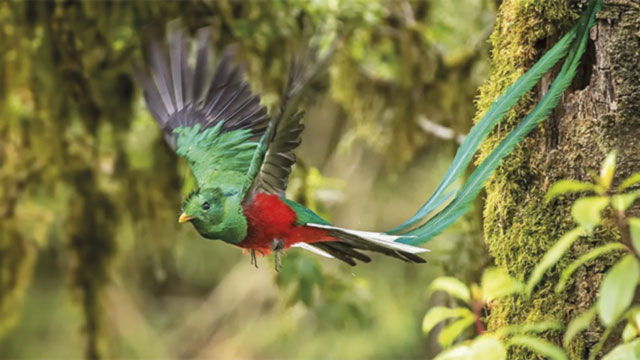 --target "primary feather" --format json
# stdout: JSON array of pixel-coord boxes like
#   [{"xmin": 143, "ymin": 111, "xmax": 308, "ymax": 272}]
[{"xmin": 135, "ymin": 21, "xmax": 269, "ymax": 152}]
